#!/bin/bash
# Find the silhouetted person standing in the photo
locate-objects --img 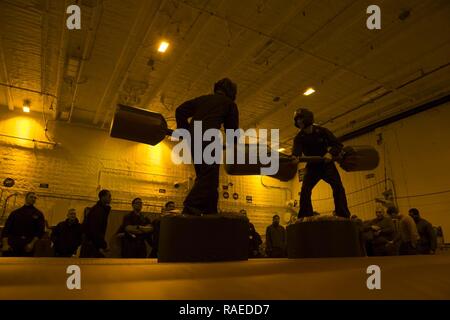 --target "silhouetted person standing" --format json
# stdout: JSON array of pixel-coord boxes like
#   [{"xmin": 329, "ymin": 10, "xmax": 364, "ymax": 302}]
[
  {"xmin": 240, "ymin": 209, "xmax": 262, "ymax": 258},
  {"xmin": 292, "ymin": 108, "xmax": 351, "ymax": 218},
  {"xmin": 80, "ymin": 190, "xmax": 111, "ymax": 258},
  {"xmin": 265, "ymin": 215, "xmax": 286, "ymax": 258},
  {"xmin": 51, "ymin": 208, "xmax": 82, "ymax": 257},
  {"xmin": 119, "ymin": 198, "xmax": 153, "ymax": 258},
  {"xmin": 176, "ymin": 78, "xmax": 239, "ymax": 215},
  {"xmin": 1, "ymin": 192, "xmax": 45, "ymax": 257}
]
